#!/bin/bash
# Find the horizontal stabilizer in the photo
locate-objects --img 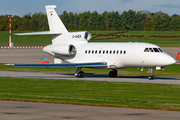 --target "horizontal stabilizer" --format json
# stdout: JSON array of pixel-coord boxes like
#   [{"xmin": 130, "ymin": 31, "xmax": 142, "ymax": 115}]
[
  {"xmin": 14, "ymin": 62, "xmax": 107, "ymax": 68},
  {"xmin": 15, "ymin": 31, "xmax": 62, "ymax": 35}
]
